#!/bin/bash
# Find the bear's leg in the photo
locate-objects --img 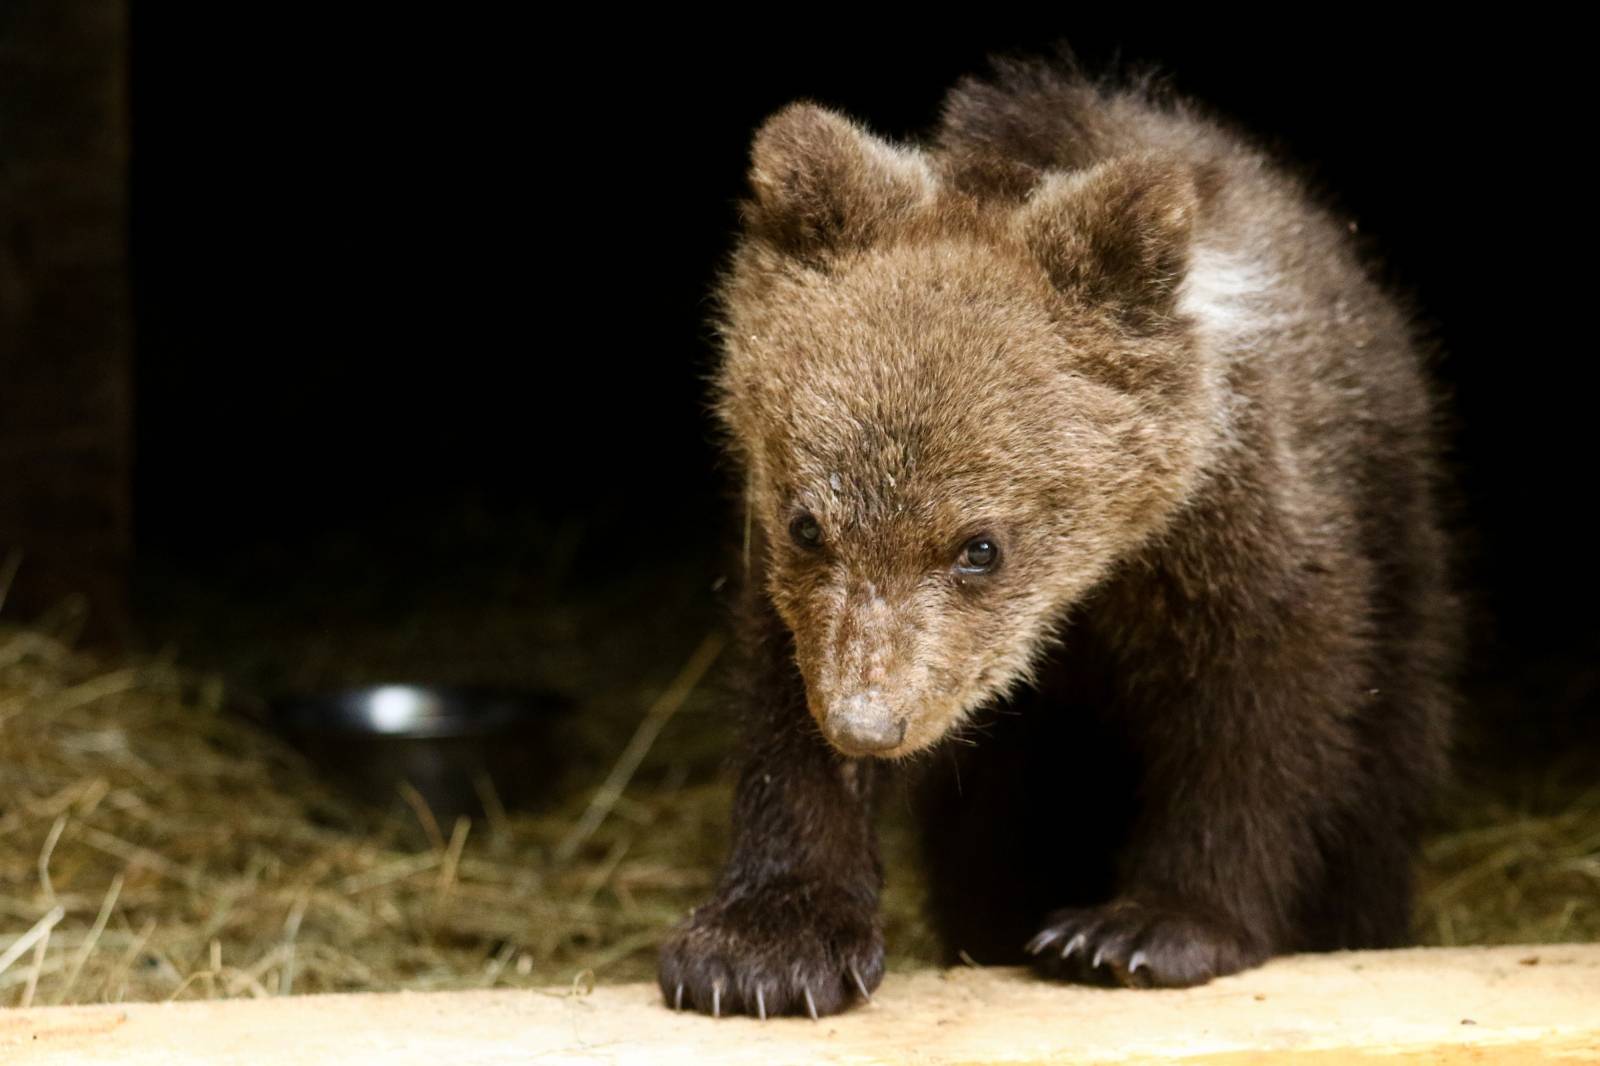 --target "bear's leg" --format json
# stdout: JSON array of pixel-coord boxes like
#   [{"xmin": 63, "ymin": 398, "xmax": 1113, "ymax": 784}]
[
  {"xmin": 1027, "ymin": 586, "xmax": 1376, "ymax": 988},
  {"xmin": 918, "ymin": 669, "xmax": 1138, "ymax": 965},
  {"xmin": 1296, "ymin": 670, "xmax": 1449, "ymax": 950},
  {"xmin": 657, "ymin": 603, "xmax": 884, "ymax": 1018},
  {"xmin": 1297, "ymin": 795, "xmax": 1415, "ymax": 950}
]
